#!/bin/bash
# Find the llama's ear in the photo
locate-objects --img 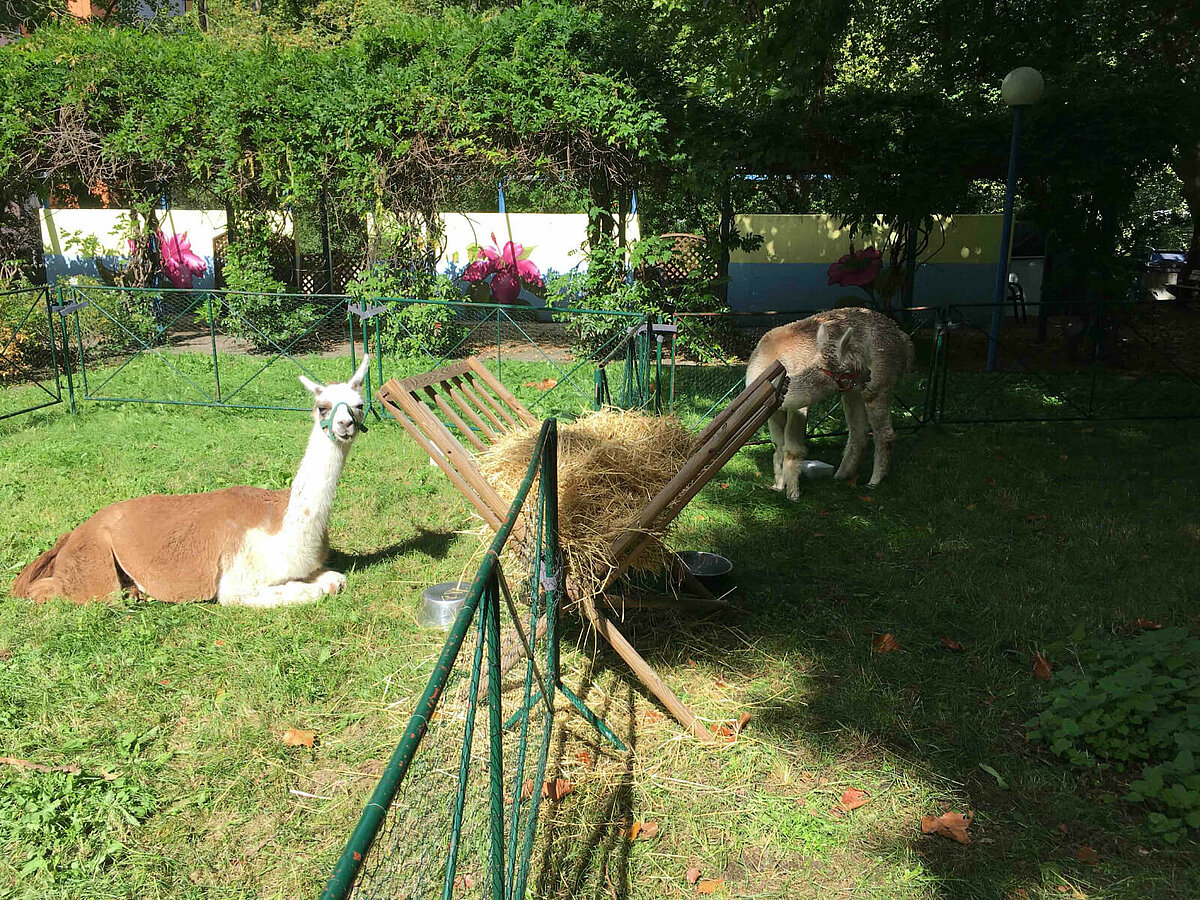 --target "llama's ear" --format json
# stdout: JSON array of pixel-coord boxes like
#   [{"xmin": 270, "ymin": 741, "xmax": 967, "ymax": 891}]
[
  {"xmin": 298, "ymin": 375, "xmax": 322, "ymax": 396},
  {"xmin": 816, "ymin": 322, "xmax": 832, "ymax": 353},
  {"xmin": 349, "ymin": 354, "xmax": 370, "ymax": 392},
  {"xmin": 836, "ymin": 325, "xmax": 858, "ymax": 361}
]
